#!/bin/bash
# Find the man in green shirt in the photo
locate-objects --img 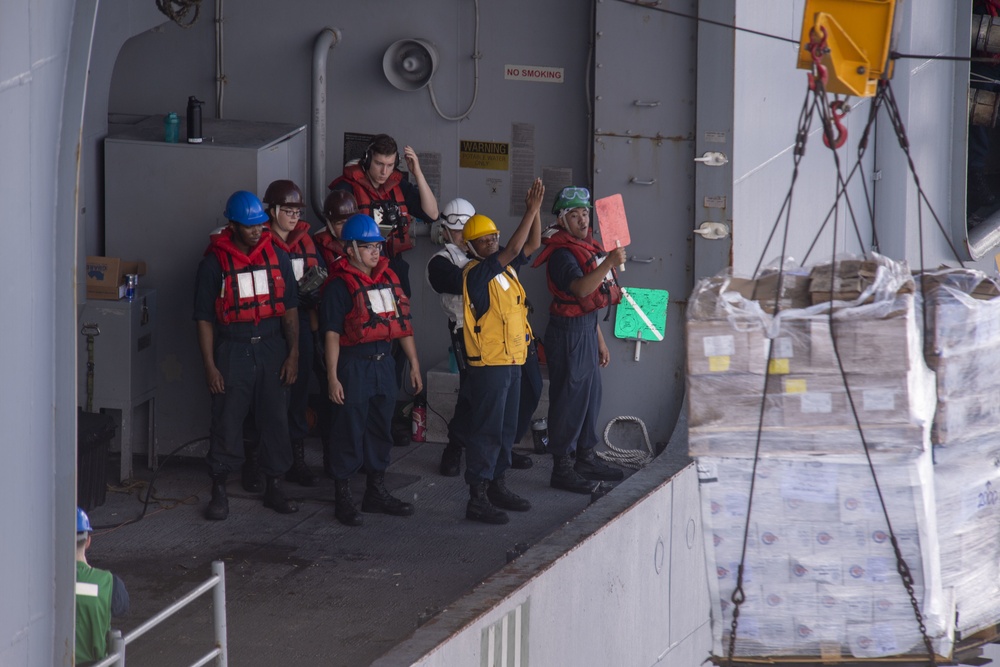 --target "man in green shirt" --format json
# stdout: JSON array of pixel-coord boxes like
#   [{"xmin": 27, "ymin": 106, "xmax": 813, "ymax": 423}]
[{"xmin": 75, "ymin": 507, "xmax": 129, "ymax": 664}]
